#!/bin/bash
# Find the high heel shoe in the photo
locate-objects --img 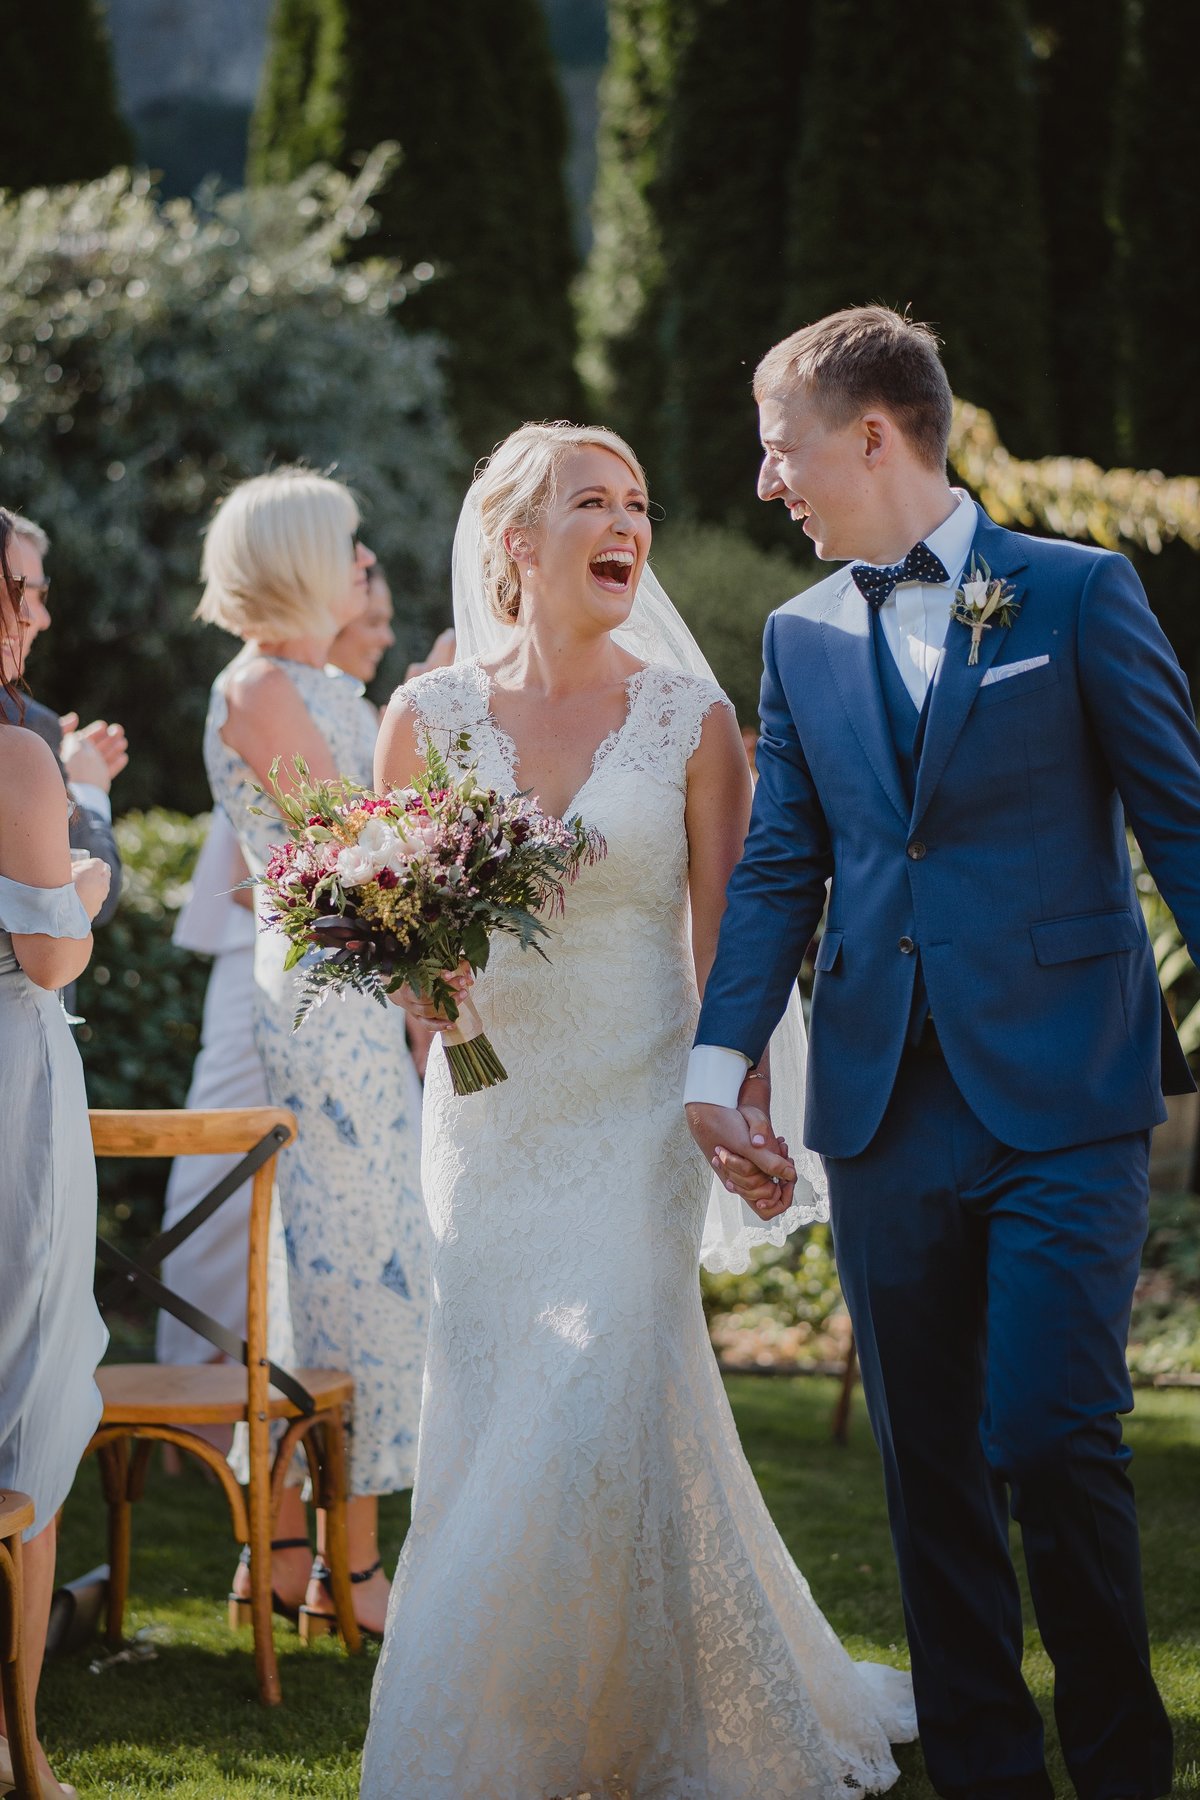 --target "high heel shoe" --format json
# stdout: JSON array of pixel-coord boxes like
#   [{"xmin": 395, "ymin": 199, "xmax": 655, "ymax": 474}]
[
  {"xmin": 0, "ymin": 1735, "xmax": 77, "ymax": 1798},
  {"xmin": 297, "ymin": 1555, "xmax": 384, "ymax": 1644},
  {"xmin": 226, "ymin": 1536, "xmax": 311, "ymax": 1629}
]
